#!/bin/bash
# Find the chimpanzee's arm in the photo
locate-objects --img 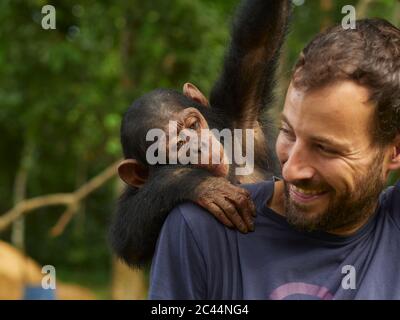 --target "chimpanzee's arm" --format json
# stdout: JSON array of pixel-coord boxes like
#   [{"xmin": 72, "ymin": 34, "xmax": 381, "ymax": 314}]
[
  {"xmin": 210, "ymin": 0, "xmax": 291, "ymax": 180},
  {"xmin": 109, "ymin": 165, "xmax": 254, "ymax": 268},
  {"xmin": 210, "ymin": 0, "xmax": 292, "ymax": 127},
  {"xmin": 109, "ymin": 1, "xmax": 291, "ymax": 268}
]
